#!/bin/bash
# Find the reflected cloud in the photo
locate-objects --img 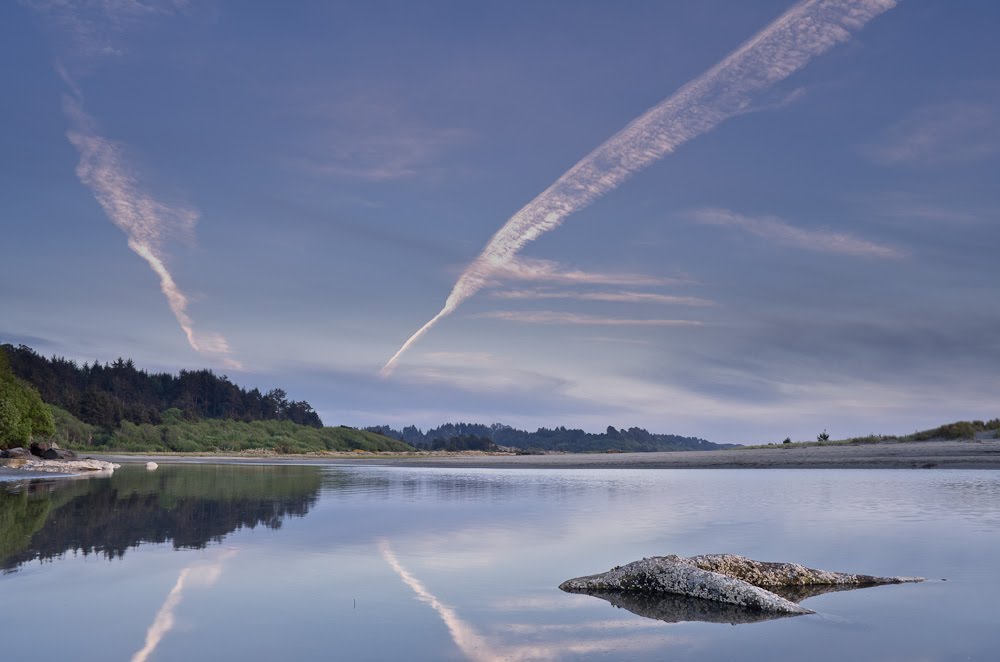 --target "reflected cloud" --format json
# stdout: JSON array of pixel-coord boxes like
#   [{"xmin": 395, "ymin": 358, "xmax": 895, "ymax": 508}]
[
  {"xmin": 380, "ymin": 540, "xmax": 691, "ymax": 661},
  {"xmin": 131, "ymin": 549, "xmax": 237, "ymax": 662}
]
